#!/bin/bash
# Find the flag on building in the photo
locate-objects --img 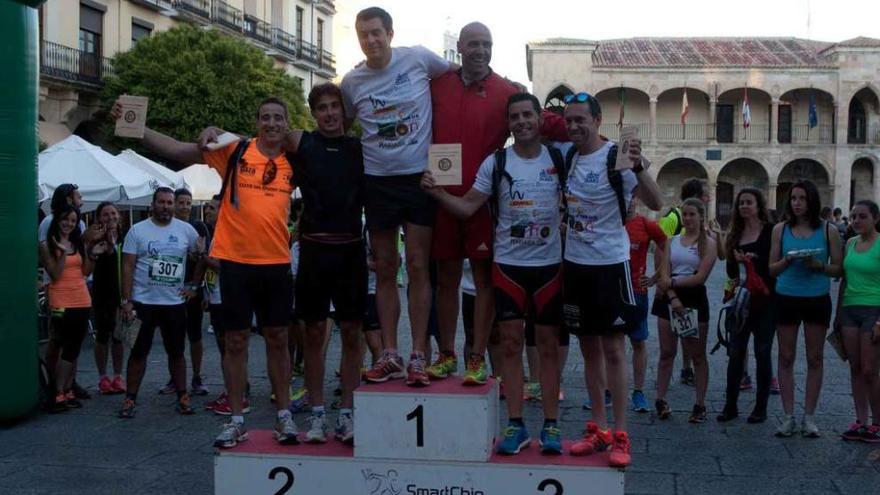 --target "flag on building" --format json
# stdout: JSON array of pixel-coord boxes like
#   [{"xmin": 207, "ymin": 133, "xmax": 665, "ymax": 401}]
[
  {"xmin": 617, "ymin": 87, "xmax": 626, "ymax": 128},
  {"xmin": 681, "ymin": 89, "xmax": 689, "ymax": 124},
  {"xmin": 742, "ymin": 87, "xmax": 751, "ymax": 129},
  {"xmin": 808, "ymin": 92, "xmax": 818, "ymax": 128}
]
